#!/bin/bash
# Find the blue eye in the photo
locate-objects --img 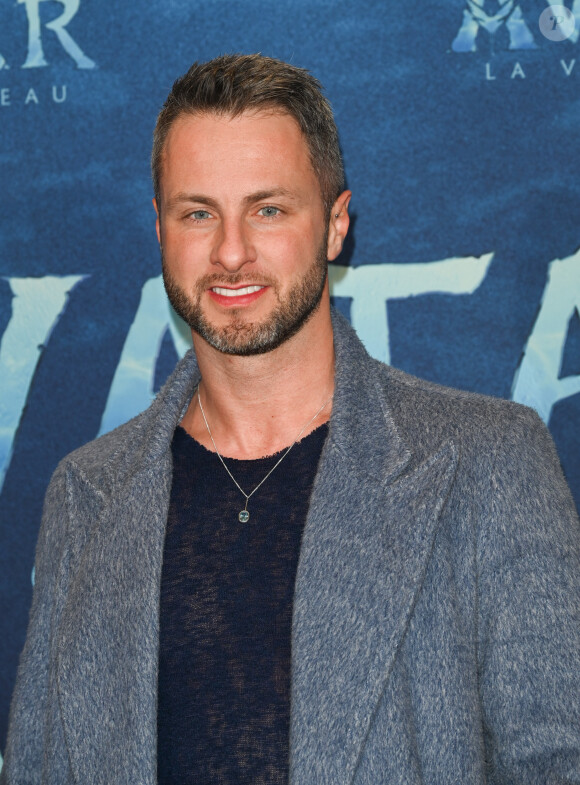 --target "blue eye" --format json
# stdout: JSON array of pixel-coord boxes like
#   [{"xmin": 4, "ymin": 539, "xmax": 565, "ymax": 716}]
[
  {"xmin": 191, "ymin": 210, "xmax": 211, "ymax": 220},
  {"xmin": 259, "ymin": 206, "xmax": 280, "ymax": 217}
]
